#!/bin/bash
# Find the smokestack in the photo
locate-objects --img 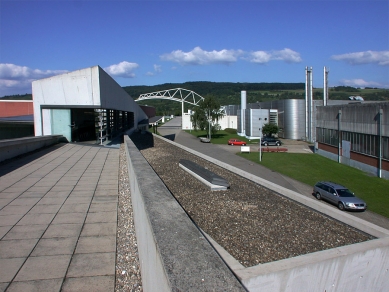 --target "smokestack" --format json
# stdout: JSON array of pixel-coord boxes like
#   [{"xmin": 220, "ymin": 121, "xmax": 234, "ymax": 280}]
[
  {"xmin": 323, "ymin": 66, "xmax": 329, "ymax": 106},
  {"xmin": 241, "ymin": 91, "xmax": 247, "ymax": 110},
  {"xmin": 305, "ymin": 67, "xmax": 313, "ymax": 142},
  {"xmin": 239, "ymin": 91, "xmax": 247, "ymax": 135}
]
